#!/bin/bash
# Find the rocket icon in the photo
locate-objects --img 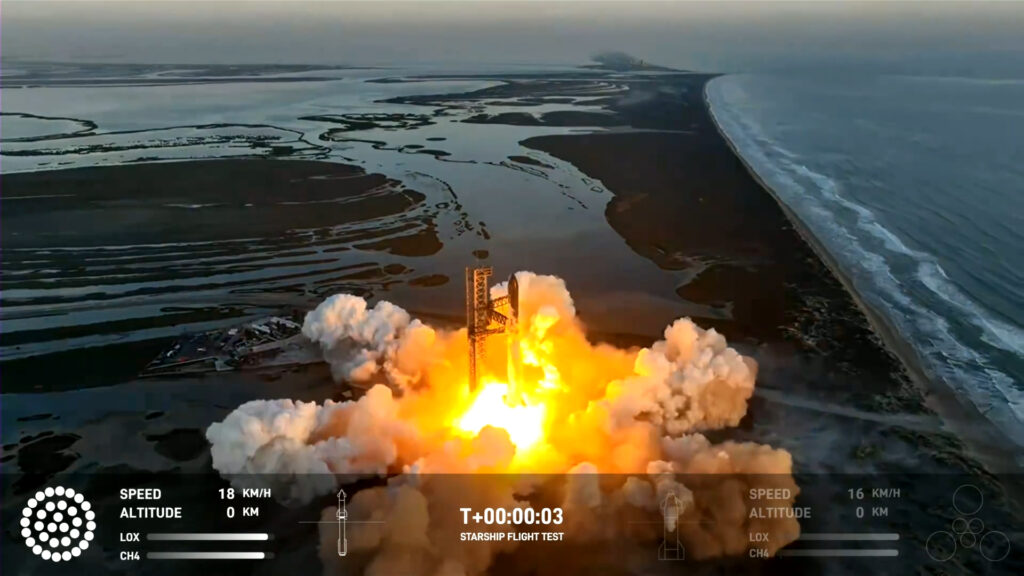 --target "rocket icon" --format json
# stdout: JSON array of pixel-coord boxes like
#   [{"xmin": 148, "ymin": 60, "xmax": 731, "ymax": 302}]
[
  {"xmin": 659, "ymin": 493, "xmax": 685, "ymax": 561},
  {"xmin": 337, "ymin": 489, "xmax": 348, "ymax": 557}
]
